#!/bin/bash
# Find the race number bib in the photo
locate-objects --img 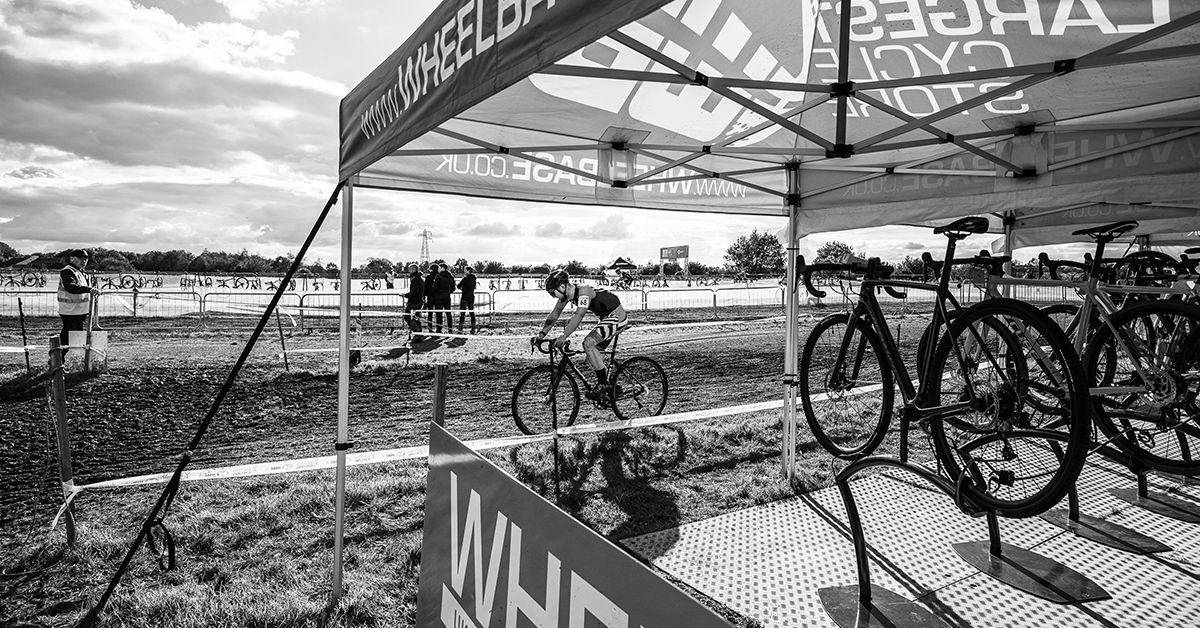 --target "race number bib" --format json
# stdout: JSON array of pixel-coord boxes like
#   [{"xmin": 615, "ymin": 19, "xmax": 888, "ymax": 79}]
[{"xmin": 576, "ymin": 294, "xmax": 591, "ymax": 309}]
